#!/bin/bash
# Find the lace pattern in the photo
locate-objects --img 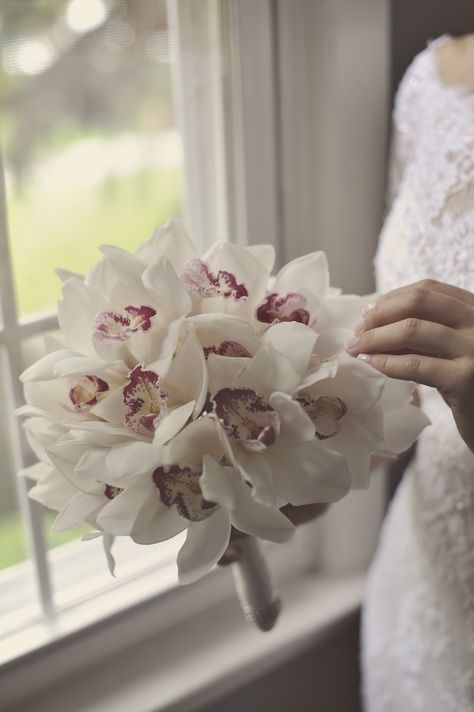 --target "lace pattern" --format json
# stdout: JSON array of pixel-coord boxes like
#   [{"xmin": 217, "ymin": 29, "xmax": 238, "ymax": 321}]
[{"xmin": 362, "ymin": 36, "xmax": 474, "ymax": 711}]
